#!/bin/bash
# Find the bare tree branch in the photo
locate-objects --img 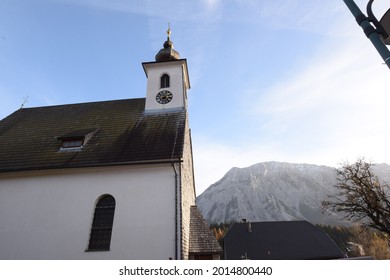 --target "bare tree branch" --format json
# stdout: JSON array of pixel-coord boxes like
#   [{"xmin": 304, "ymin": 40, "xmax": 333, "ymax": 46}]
[{"xmin": 322, "ymin": 158, "xmax": 390, "ymax": 235}]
